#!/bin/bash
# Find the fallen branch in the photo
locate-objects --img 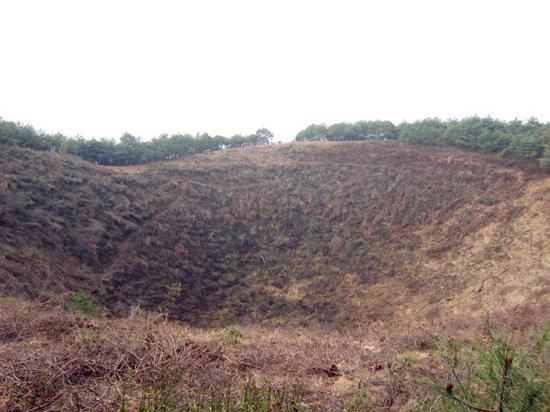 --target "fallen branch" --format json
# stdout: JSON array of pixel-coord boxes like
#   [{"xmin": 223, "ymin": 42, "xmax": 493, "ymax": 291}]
[{"xmin": 308, "ymin": 364, "xmax": 342, "ymax": 377}]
